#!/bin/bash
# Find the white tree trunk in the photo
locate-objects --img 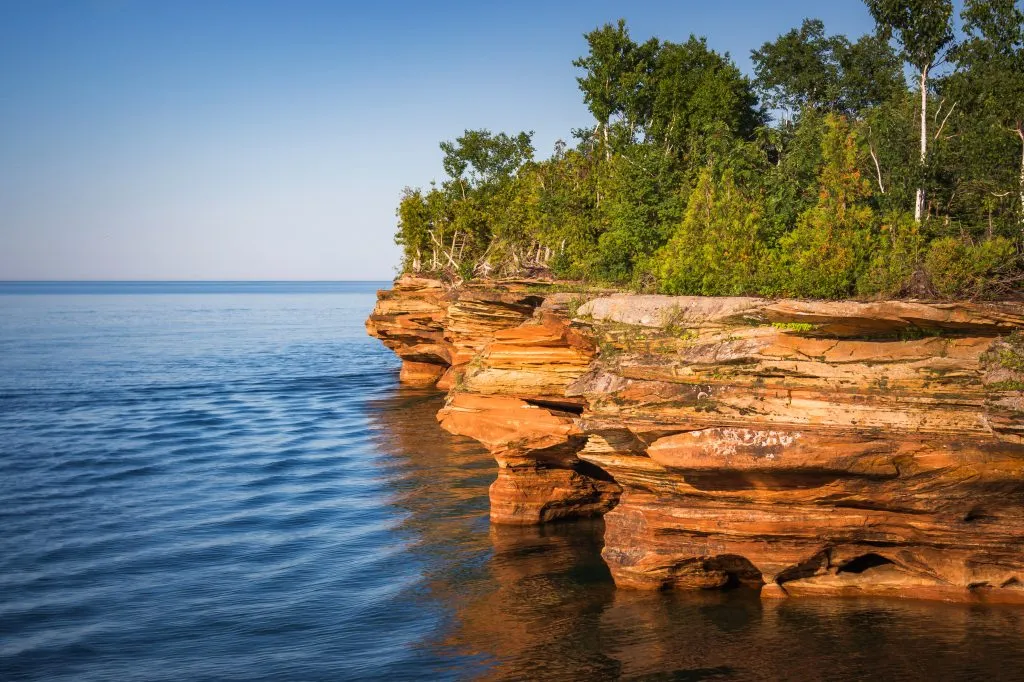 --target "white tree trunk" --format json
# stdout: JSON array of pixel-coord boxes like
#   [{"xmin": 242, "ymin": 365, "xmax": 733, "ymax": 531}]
[
  {"xmin": 916, "ymin": 66, "xmax": 929, "ymax": 223},
  {"xmin": 869, "ymin": 143, "xmax": 886, "ymax": 195},
  {"xmin": 1018, "ymin": 127, "xmax": 1024, "ymax": 230}
]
